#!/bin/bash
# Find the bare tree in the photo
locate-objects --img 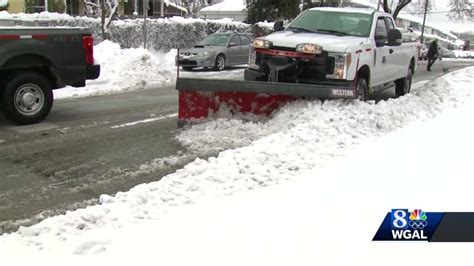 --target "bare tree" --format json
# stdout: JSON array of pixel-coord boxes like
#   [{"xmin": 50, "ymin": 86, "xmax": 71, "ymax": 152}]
[
  {"xmin": 448, "ymin": 0, "xmax": 473, "ymax": 21},
  {"xmin": 83, "ymin": 0, "xmax": 101, "ymax": 16},
  {"xmin": 182, "ymin": 0, "xmax": 211, "ymax": 16},
  {"xmin": 82, "ymin": 0, "xmax": 119, "ymax": 39},
  {"xmin": 103, "ymin": 0, "xmax": 119, "ymax": 30},
  {"xmin": 411, "ymin": 0, "xmax": 435, "ymax": 14},
  {"xmin": 382, "ymin": 0, "xmax": 412, "ymax": 19}
]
